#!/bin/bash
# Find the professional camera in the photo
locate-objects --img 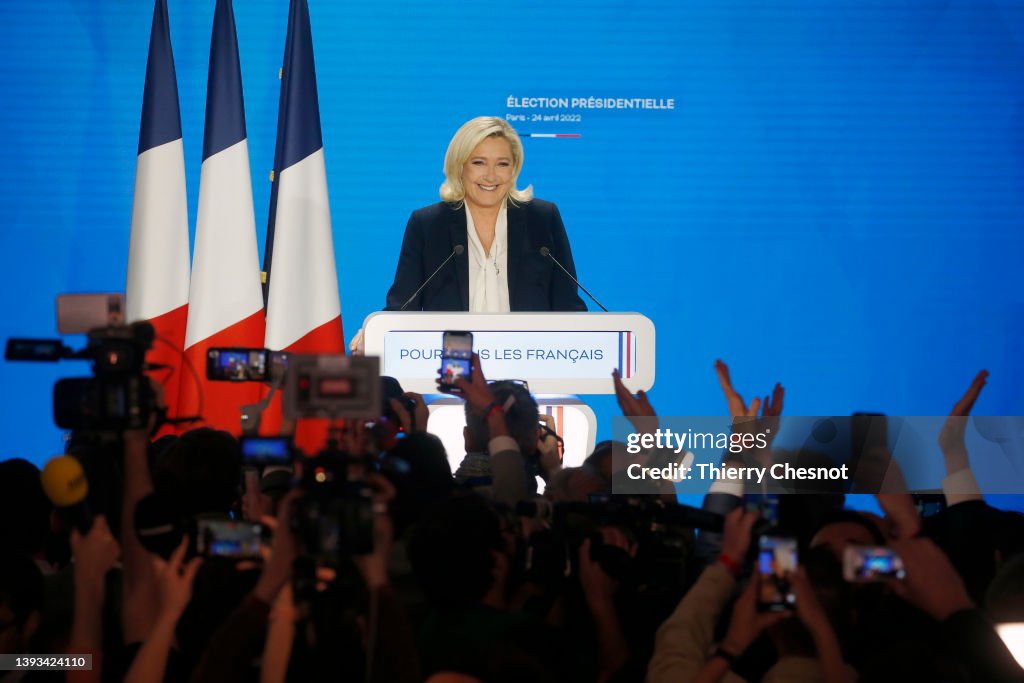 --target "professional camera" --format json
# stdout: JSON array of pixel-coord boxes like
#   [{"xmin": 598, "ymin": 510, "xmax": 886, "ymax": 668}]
[
  {"xmin": 289, "ymin": 440, "xmax": 376, "ymax": 566},
  {"xmin": 6, "ymin": 321, "xmax": 158, "ymax": 432},
  {"xmin": 516, "ymin": 496, "xmax": 715, "ymax": 596},
  {"xmin": 283, "ymin": 354, "xmax": 381, "ymax": 420}
]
